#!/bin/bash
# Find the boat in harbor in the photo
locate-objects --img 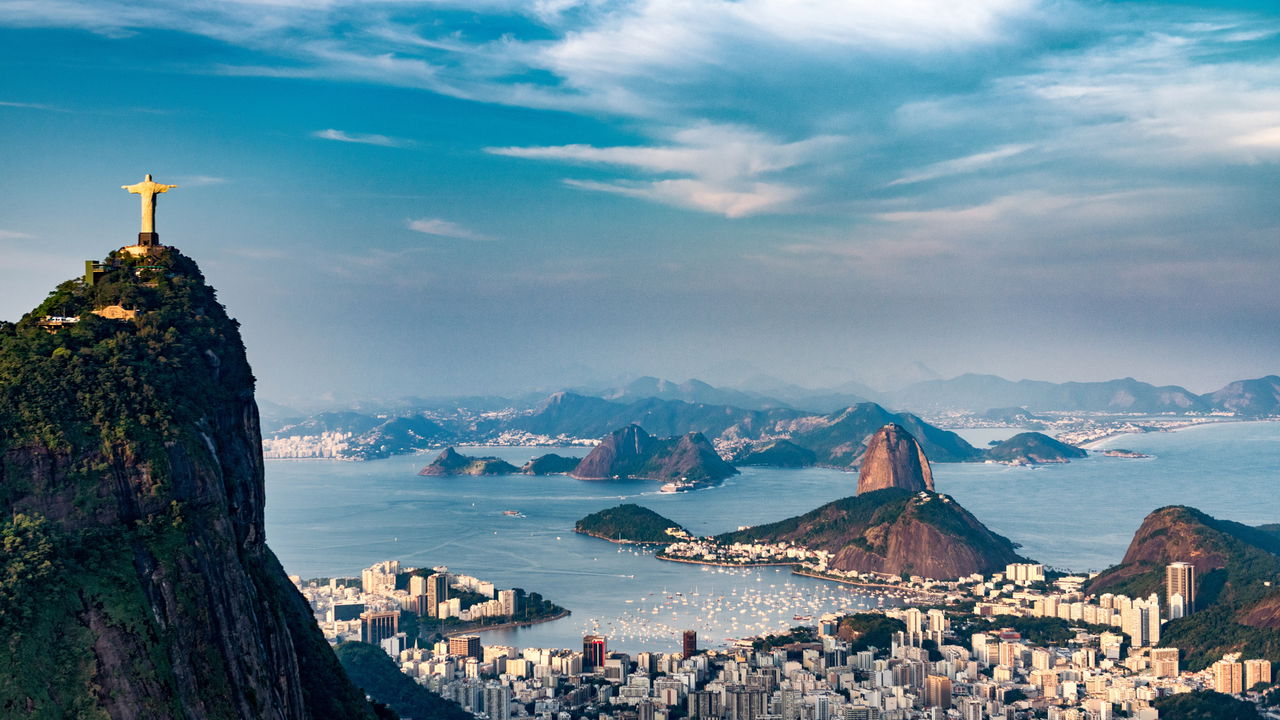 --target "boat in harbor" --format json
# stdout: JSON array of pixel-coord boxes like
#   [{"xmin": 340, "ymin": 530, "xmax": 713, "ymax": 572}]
[{"xmin": 502, "ymin": 510, "xmax": 526, "ymax": 517}]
